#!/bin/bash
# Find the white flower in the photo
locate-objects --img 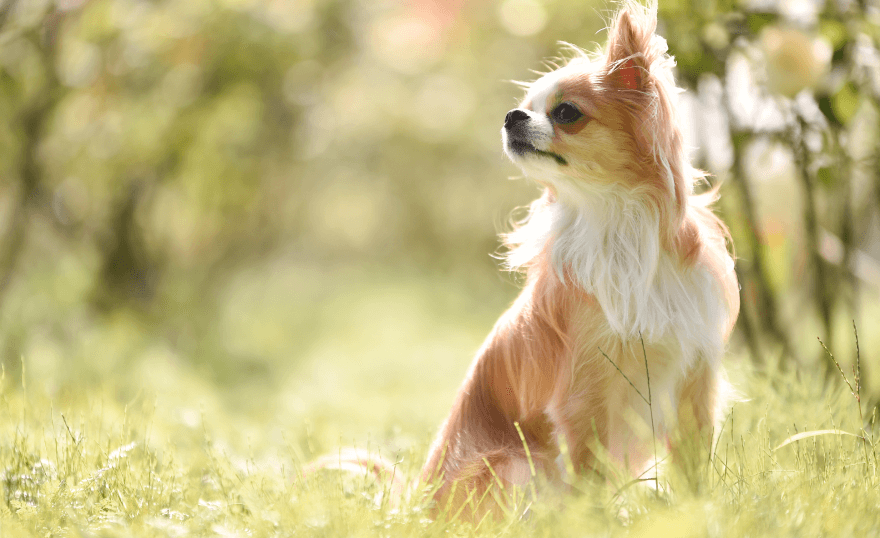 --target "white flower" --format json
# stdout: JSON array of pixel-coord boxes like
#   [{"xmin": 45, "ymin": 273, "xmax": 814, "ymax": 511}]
[{"xmin": 760, "ymin": 26, "xmax": 832, "ymax": 97}]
